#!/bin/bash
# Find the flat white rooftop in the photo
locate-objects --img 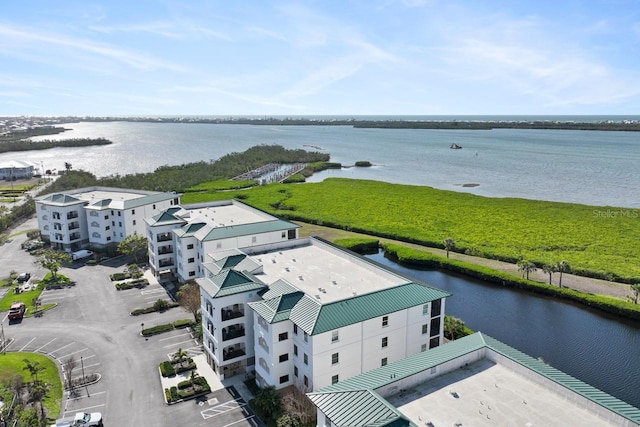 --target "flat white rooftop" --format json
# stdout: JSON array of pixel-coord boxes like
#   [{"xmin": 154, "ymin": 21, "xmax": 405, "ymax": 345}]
[
  {"xmin": 251, "ymin": 239, "xmax": 407, "ymax": 303},
  {"xmin": 182, "ymin": 203, "xmax": 272, "ymax": 228},
  {"xmin": 74, "ymin": 189, "xmax": 145, "ymax": 203},
  {"xmin": 389, "ymin": 359, "xmax": 618, "ymax": 426}
]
